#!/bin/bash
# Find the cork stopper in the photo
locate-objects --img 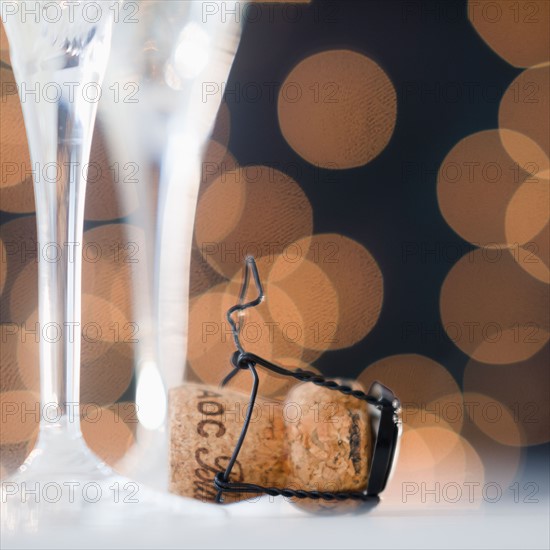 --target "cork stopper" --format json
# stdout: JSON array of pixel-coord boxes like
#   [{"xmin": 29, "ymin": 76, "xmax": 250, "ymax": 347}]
[
  {"xmin": 170, "ymin": 379, "xmax": 372, "ymax": 510},
  {"xmin": 284, "ymin": 380, "xmax": 371, "ymax": 512},
  {"xmin": 170, "ymin": 383, "xmax": 287, "ymax": 502}
]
